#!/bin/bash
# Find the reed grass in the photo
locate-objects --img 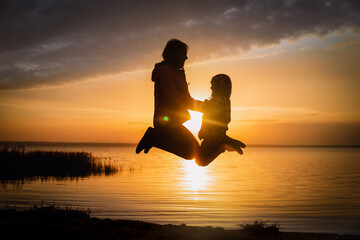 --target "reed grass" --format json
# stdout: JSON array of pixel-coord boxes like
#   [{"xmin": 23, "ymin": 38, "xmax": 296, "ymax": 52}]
[
  {"xmin": 0, "ymin": 143, "xmax": 118, "ymax": 183},
  {"xmin": 239, "ymin": 220, "xmax": 280, "ymax": 237},
  {"xmin": 1, "ymin": 202, "xmax": 91, "ymax": 220}
]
